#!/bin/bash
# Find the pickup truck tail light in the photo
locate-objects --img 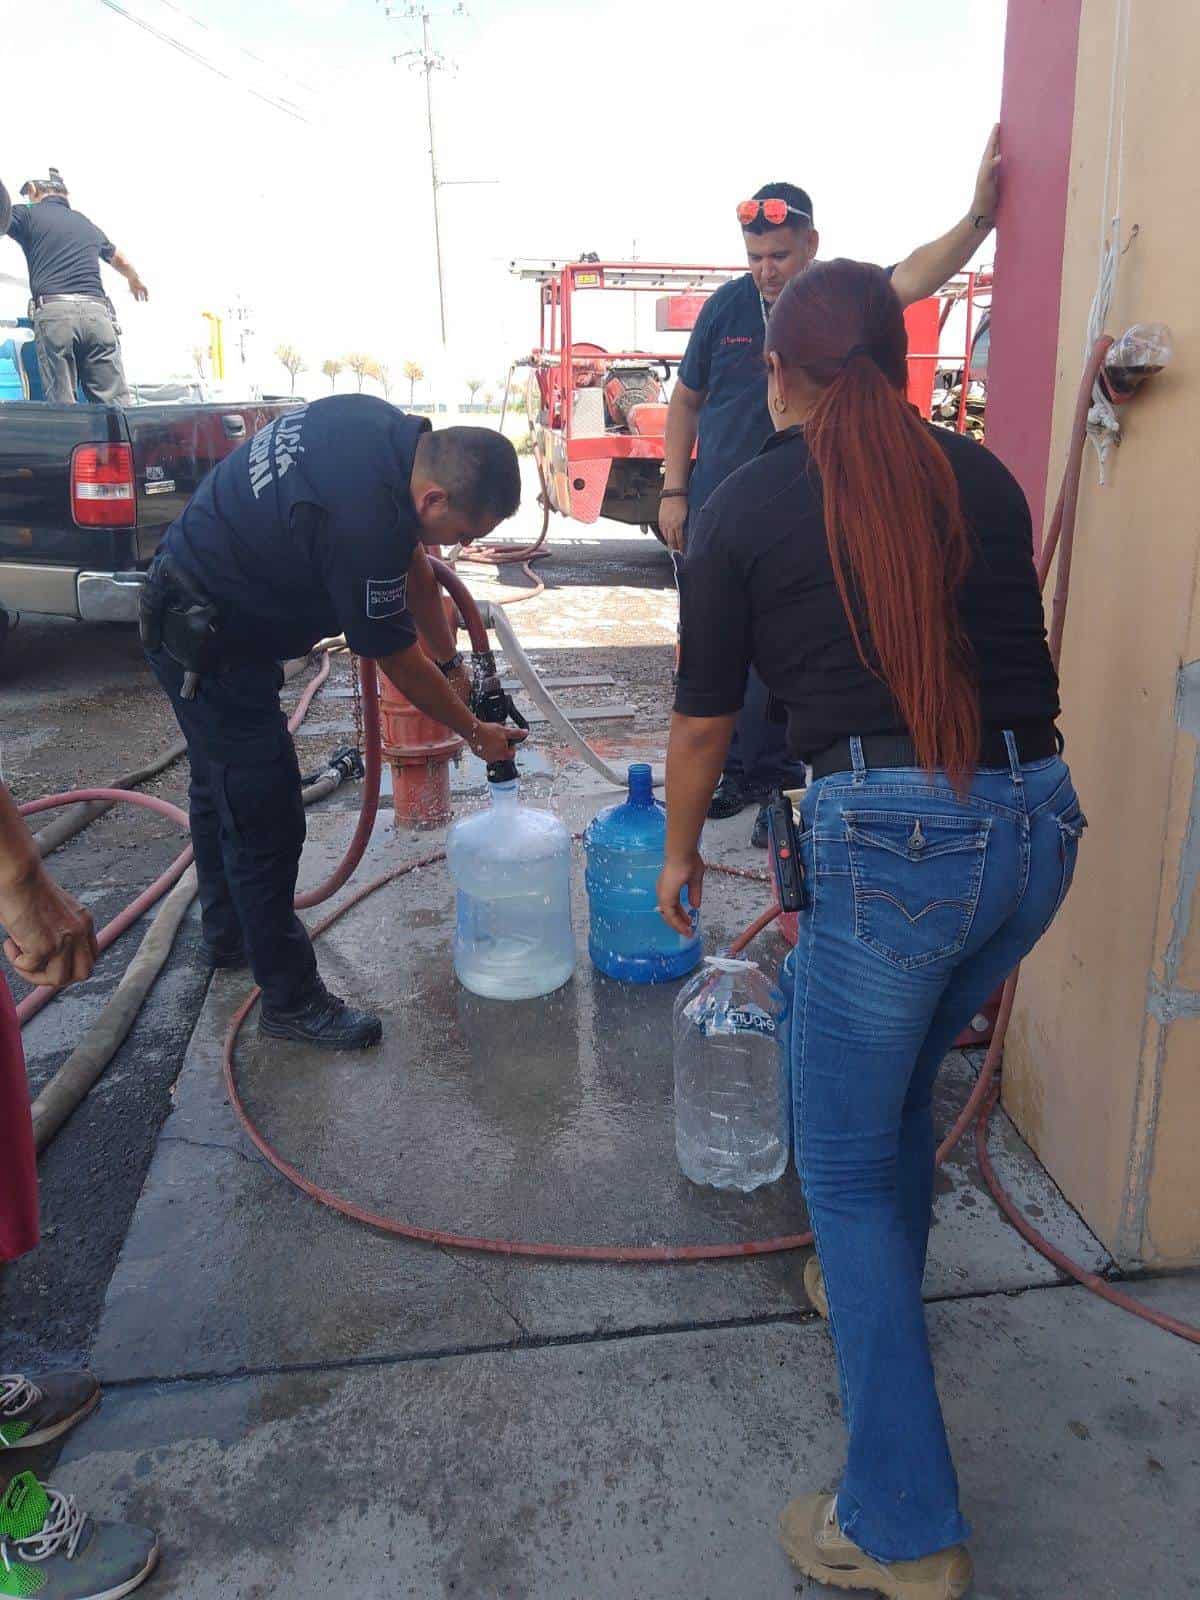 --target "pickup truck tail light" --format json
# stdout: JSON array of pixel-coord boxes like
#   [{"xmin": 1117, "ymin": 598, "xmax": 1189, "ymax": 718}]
[{"xmin": 71, "ymin": 444, "xmax": 136, "ymax": 528}]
